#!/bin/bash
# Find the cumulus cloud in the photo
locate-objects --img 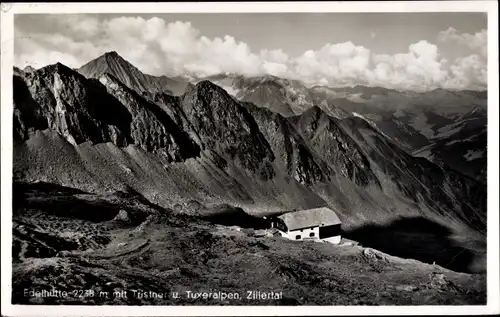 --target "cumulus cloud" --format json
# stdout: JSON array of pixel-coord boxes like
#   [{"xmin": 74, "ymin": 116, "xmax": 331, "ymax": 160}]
[
  {"xmin": 14, "ymin": 16, "xmax": 487, "ymax": 91},
  {"xmin": 447, "ymin": 54, "xmax": 487, "ymax": 90},
  {"xmin": 437, "ymin": 27, "xmax": 487, "ymax": 90},
  {"xmin": 14, "ymin": 33, "xmax": 85, "ymax": 69},
  {"xmin": 368, "ymin": 41, "xmax": 451, "ymax": 90},
  {"xmin": 438, "ymin": 27, "xmax": 487, "ymax": 57},
  {"xmin": 291, "ymin": 42, "xmax": 372, "ymax": 87}
]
